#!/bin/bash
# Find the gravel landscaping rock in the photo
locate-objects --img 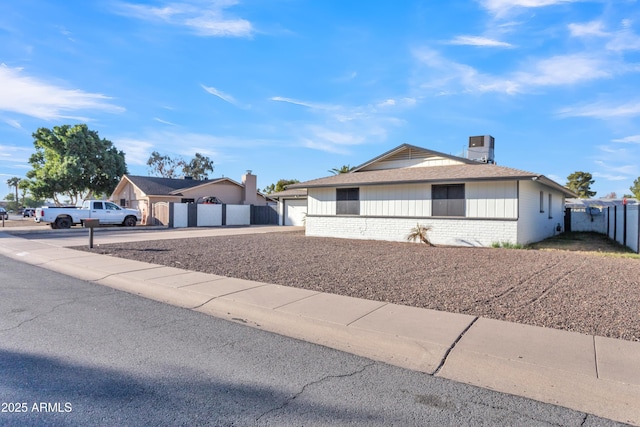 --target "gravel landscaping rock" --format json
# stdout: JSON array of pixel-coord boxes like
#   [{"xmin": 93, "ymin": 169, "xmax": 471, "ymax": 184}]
[{"xmin": 79, "ymin": 230, "xmax": 640, "ymax": 342}]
